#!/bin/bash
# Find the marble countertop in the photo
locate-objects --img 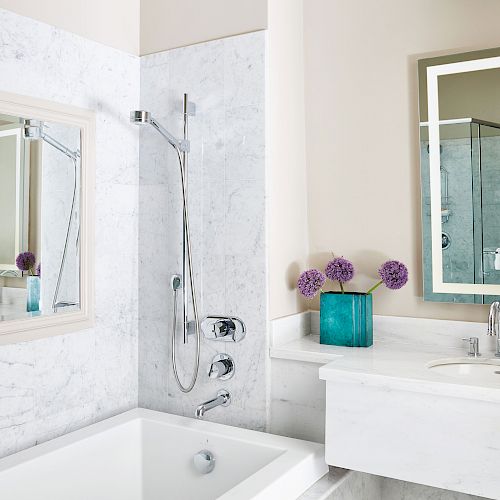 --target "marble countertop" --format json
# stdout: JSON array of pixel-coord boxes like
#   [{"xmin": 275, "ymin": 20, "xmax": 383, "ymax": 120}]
[
  {"xmin": 271, "ymin": 312, "xmax": 500, "ymax": 403},
  {"xmin": 318, "ymin": 338, "xmax": 500, "ymax": 403}
]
